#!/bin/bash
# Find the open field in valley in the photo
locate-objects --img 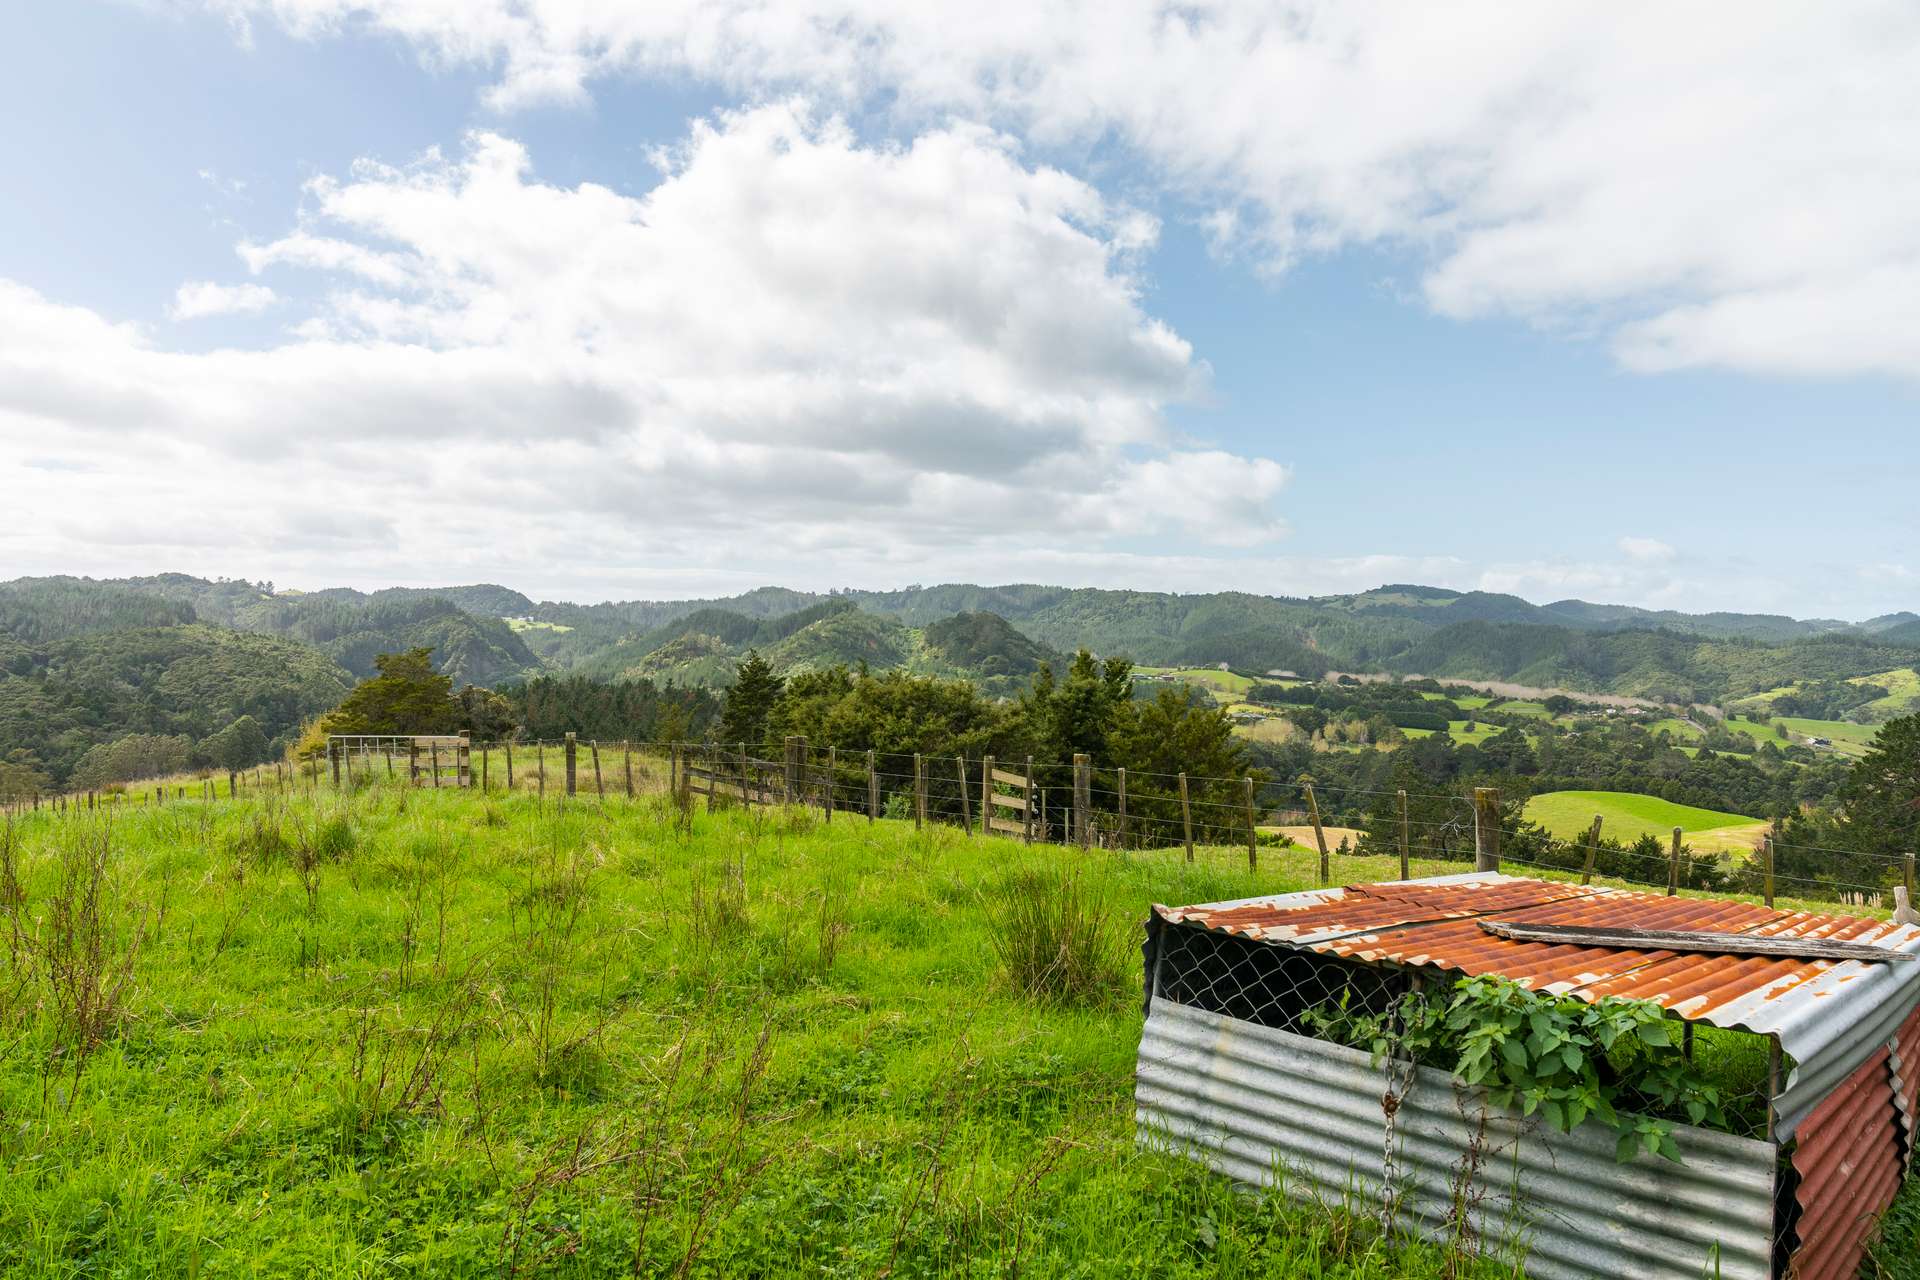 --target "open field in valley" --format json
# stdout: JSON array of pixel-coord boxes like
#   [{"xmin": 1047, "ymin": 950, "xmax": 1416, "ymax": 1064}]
[{"xmin": 1523, "ymin": 790, "xmax": 1769, "ymax": 853}]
